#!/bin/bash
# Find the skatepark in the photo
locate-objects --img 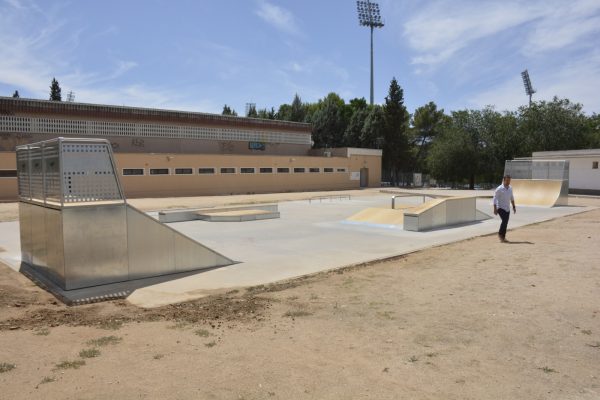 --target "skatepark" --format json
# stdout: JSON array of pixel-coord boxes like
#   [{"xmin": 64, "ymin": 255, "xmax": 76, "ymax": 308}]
[
  {"xmin": 1, "ymin": 140, "xmax": 599, "ymax": 400},
  {"xmin": 0, "ymin": 142, "xmax": 592, "ymax": 307}
]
